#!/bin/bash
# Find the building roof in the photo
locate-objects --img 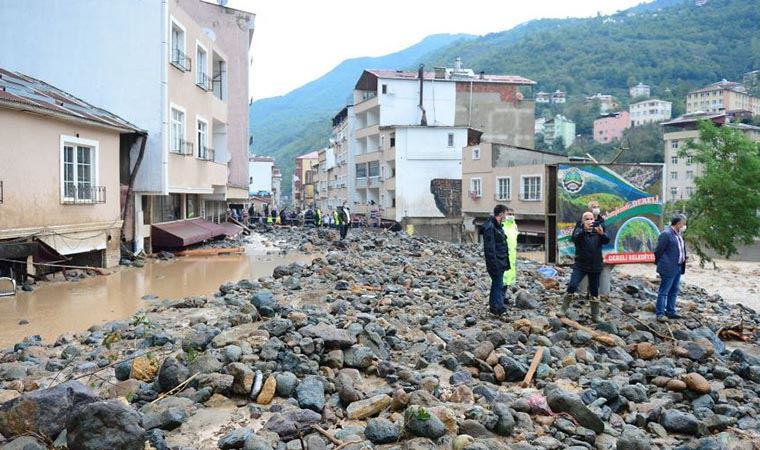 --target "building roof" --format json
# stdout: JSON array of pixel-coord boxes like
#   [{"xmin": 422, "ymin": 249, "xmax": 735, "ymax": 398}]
[
  {"xmin": 296, "ymin": 151, "xmax": 319, "ymax": 160},
  {"xmin": 249, "ymin": 155, "xmax": 274, "ymax": 162},
  {"xmin": 630, "ymin": 98, "xmax": 671, "ymax": 107},
  {"xmin": 728, "ymin": 123, "xmax": 760, "ymax": 132},
  {"xmin": 688, "ymin": 79, "xmax": 747, "ymax": 95},
  {"xmin": 356, "ymin": 69, "xmax": 535, "ymax": 90},
  {"xmin": 661, "ymin": 112, "xmax": 726, "ymax": 127},
  {"xmin": 0, "ymin": 68, "xmax": 143, "ymax": 133}
]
